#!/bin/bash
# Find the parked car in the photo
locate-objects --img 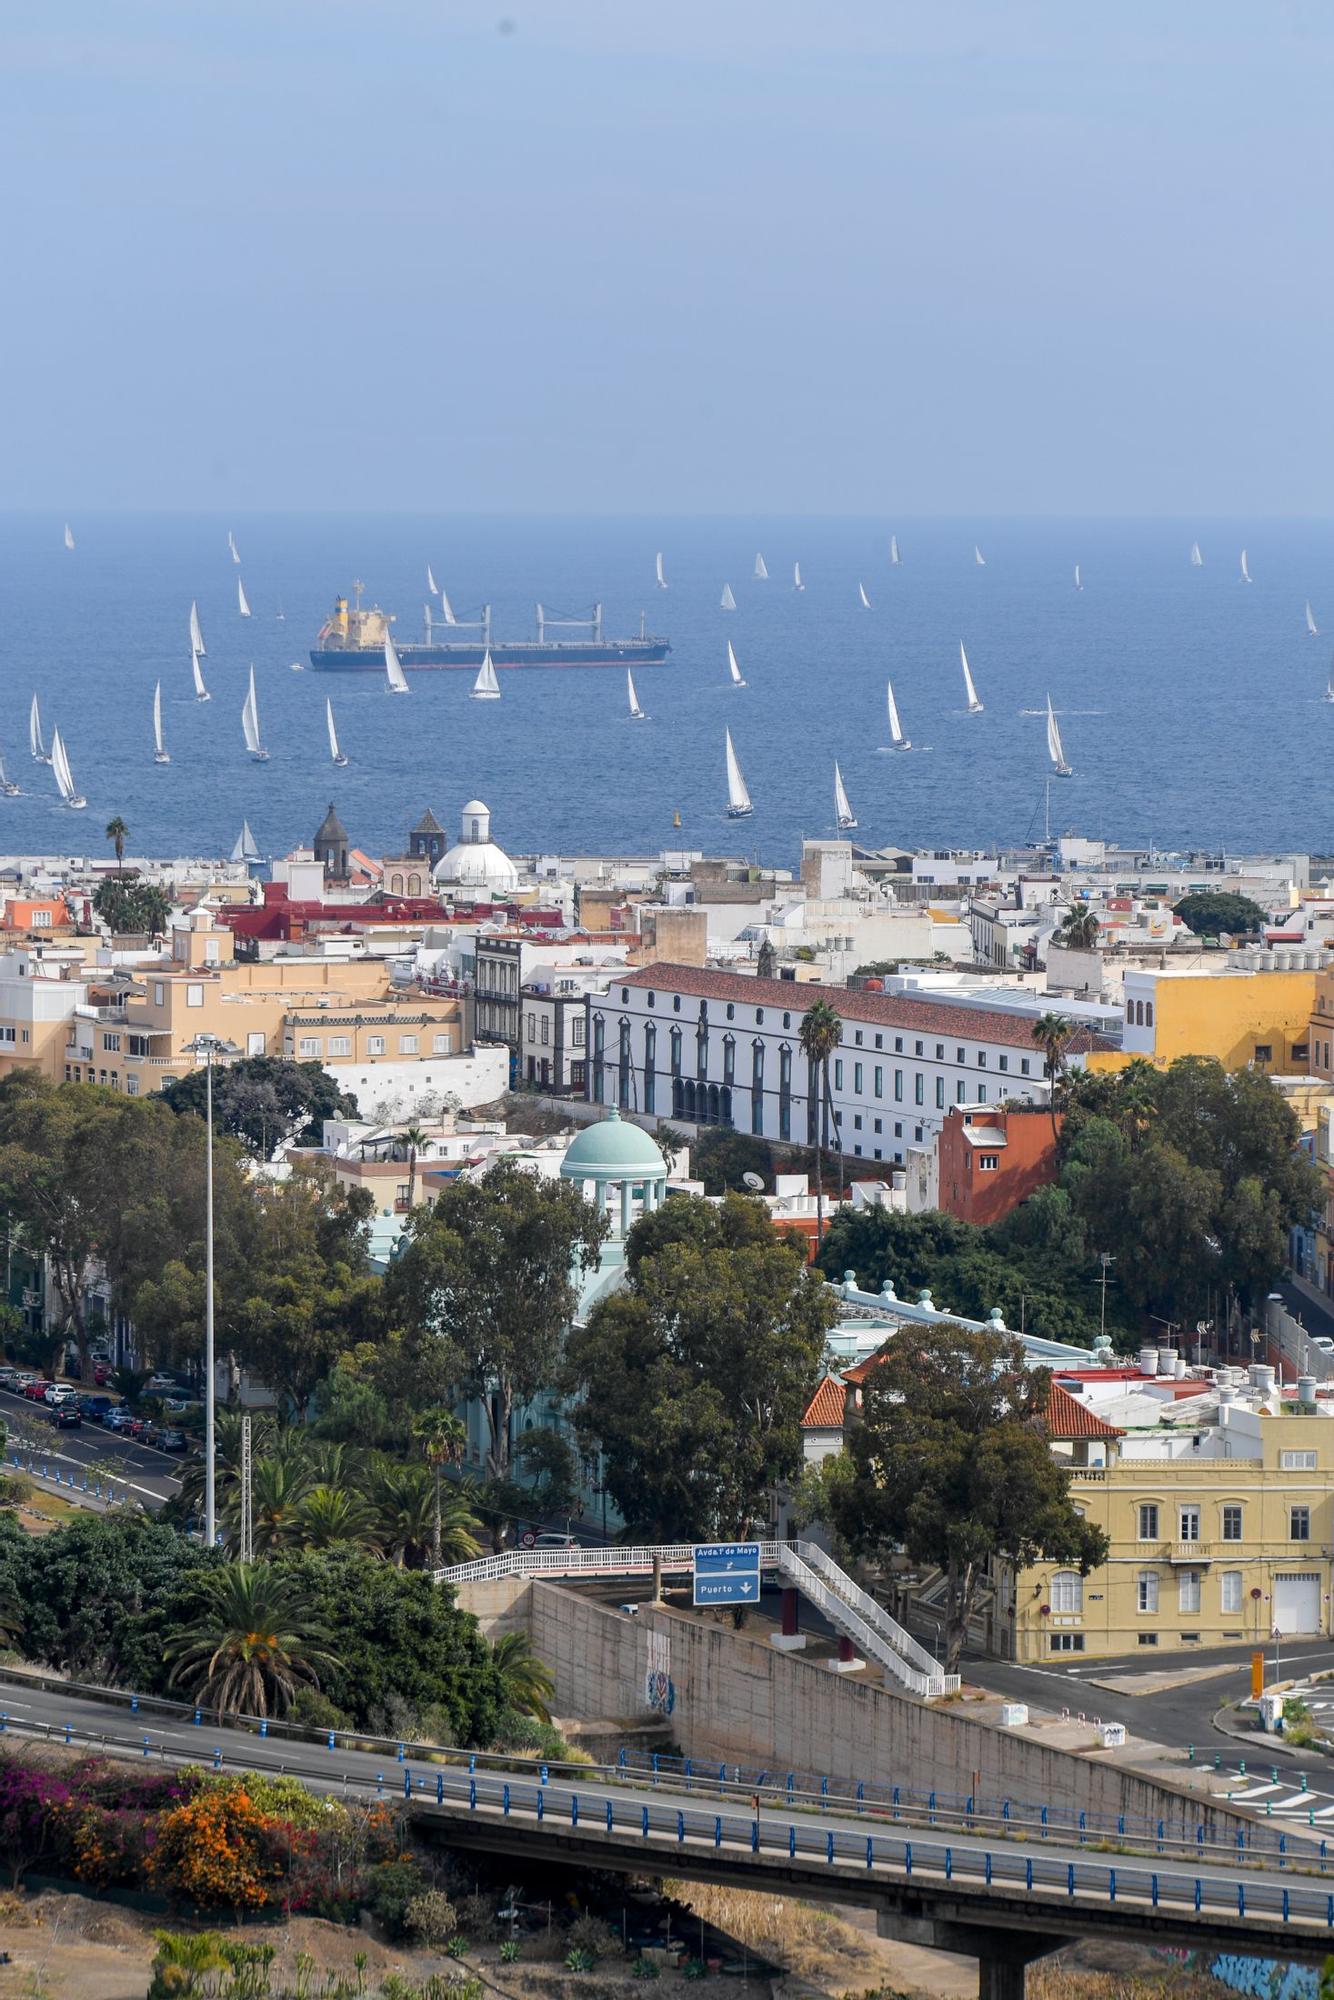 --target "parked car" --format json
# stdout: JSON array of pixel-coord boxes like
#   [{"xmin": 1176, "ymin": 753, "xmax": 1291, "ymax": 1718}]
[
  {"xmin": 23, "ymin": 1380, "xmax": 52, "ymax": 1402},
  {"xmin": 92, "ymin": 1362, "xmax": 114, "ymax": 1387},
  {"xmin": 156, "ymin": 1428, "xmax": 187, "ymax": 1453},
  {"xmin": 103, "ymin": 1408, "xmax": 134, "ymax": 1433},
  {"xmin": 145, "ymin": 1373, "xmax": 179, "ymax": 1394},
  {"xmin": 49, "ymin": 1406, "xmax": 82, "ymax": 1430},
  {"xmin": 43, "ymin": 1384, "xmax": 76, "ymax": 1407},
  {"xmin": 532, "ymin": 1533, "xmax": 579, "ymax": 1550},
  {"xmin": 77, "ymin": 1394, "xmax": 113, "ymax": 1420},
  {"xmin": 0, "ymin": 1368, "xmax": 20, "ymax": 1391}
]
